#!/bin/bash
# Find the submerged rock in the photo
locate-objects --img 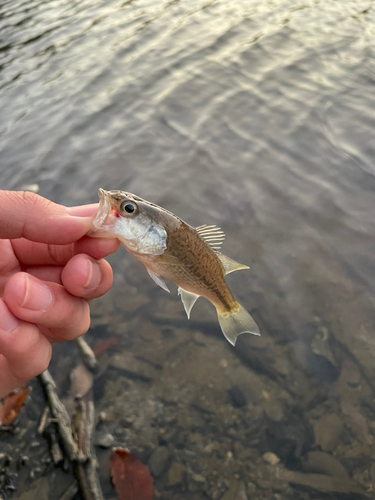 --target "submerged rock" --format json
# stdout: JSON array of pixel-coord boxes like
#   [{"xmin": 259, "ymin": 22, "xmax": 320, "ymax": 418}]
[
  {"xmin": 220, "ymin": 480, "xmax": 248, "ymax": 500},
  {"xmin": 149, "ymin": 446, "xmax": 170, "ymax": 477},
  {"xmin": 168, "ymin": 462, "xmax": 184, "ymax": 486},
  {"xmin": 312, "ymin": 413, "xmax": 343, "ymax": 452}
]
